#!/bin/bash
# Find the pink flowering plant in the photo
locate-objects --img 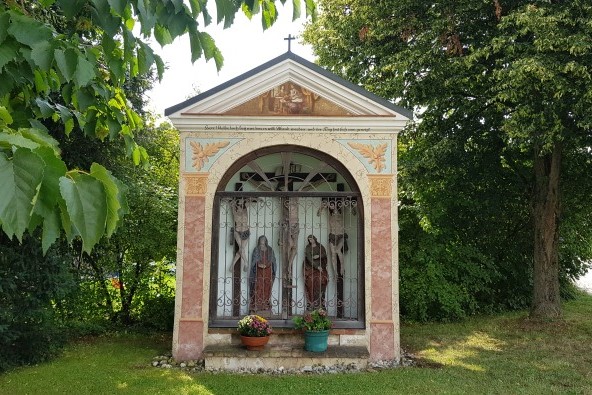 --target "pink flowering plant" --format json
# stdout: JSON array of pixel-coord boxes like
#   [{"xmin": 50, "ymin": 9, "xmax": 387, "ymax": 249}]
[
  {"xmin": 293, "ymin": 308, "xmax": 332, "ymax": 331},
  {"xmin": 237, "ymin": 315, "xmax": 272, "ymax": 337}
]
